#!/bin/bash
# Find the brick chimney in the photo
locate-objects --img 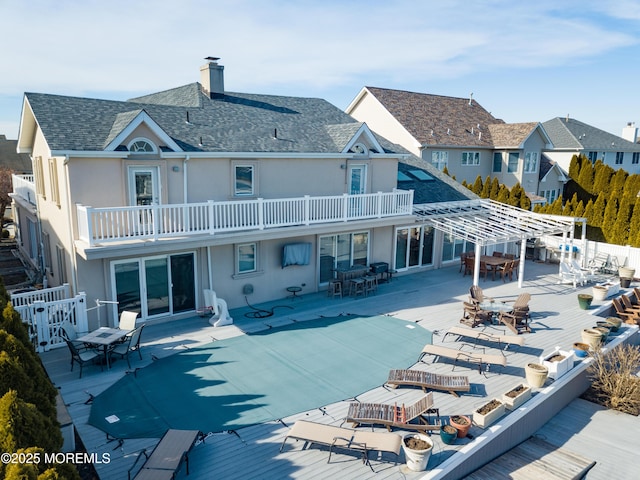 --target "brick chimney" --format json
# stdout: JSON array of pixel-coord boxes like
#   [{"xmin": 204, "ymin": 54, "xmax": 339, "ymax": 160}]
[{"xmin": 200, "ymin": 57, "xmax": 224, "ymax": 96}]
